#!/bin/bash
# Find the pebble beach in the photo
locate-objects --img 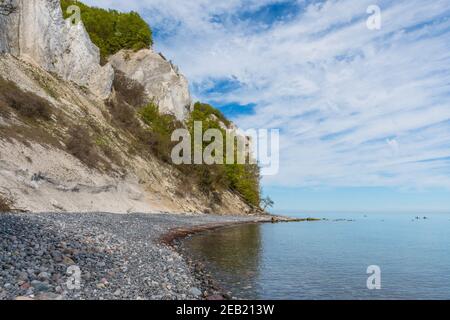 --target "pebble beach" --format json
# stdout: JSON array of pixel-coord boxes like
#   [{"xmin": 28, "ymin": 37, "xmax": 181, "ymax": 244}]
[{"xmin": 0, "ymin": 212, "xmax": 272, "ymax": 300}]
